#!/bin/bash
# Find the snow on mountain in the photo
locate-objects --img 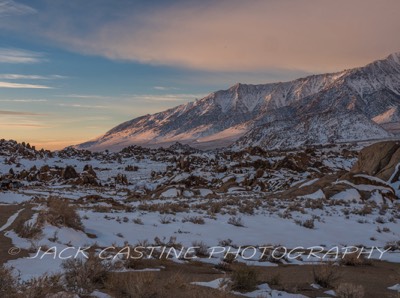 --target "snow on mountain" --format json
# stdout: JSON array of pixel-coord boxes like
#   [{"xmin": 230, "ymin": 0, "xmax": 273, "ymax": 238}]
[{"xmin": 76, "ymin": 52, "xmax": 400, "ymax": 151}]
